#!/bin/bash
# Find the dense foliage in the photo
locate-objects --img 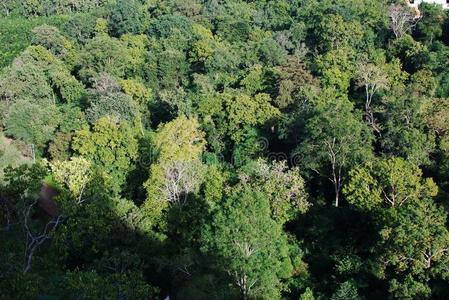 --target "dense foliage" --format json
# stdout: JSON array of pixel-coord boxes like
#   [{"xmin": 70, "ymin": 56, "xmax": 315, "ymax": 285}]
[{"xmin": 2, "ymin": 0, "xmax": 449, "ymax": 299}]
